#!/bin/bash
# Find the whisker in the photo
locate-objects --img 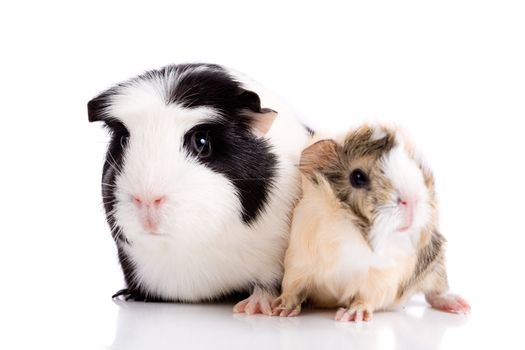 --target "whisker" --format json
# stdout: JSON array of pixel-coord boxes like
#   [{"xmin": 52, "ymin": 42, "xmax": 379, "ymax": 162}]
[
  {"xmin": 100, "ymin": 200, "xmax": 120, "ymax": 206},
  {"xmin": 113, "ymin": 227, "xmax": 124, "ymax": 242},
  {"xmin": 105, "ymin": 152, "xmax": 123, "ymax": 175},
  {"xmin": 104, "ymin": 161, "xmax": 121, "ymax": 175}
]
